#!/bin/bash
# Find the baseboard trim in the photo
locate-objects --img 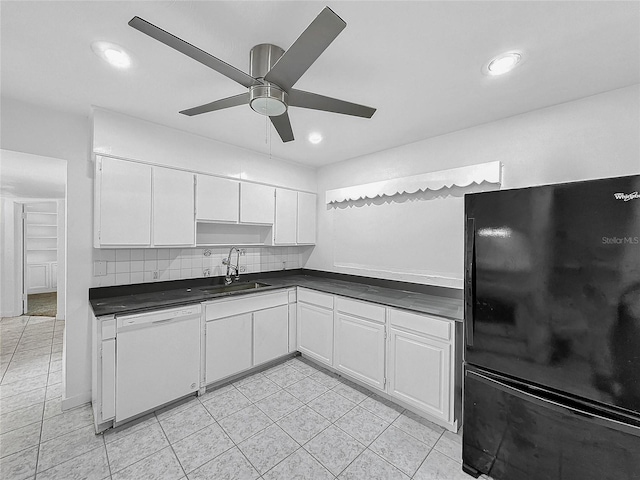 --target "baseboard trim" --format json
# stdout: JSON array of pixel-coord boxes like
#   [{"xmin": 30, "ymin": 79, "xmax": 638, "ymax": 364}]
[{"xmin": 61, "ymin": 391, "xmax": 92, "ymax": 411}]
